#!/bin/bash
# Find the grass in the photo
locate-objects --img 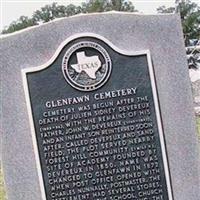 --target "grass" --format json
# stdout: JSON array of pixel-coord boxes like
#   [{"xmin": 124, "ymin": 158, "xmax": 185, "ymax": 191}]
[{"xmin": 0, "ymin": 166, "xmax": 6, "ymax": 200}]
